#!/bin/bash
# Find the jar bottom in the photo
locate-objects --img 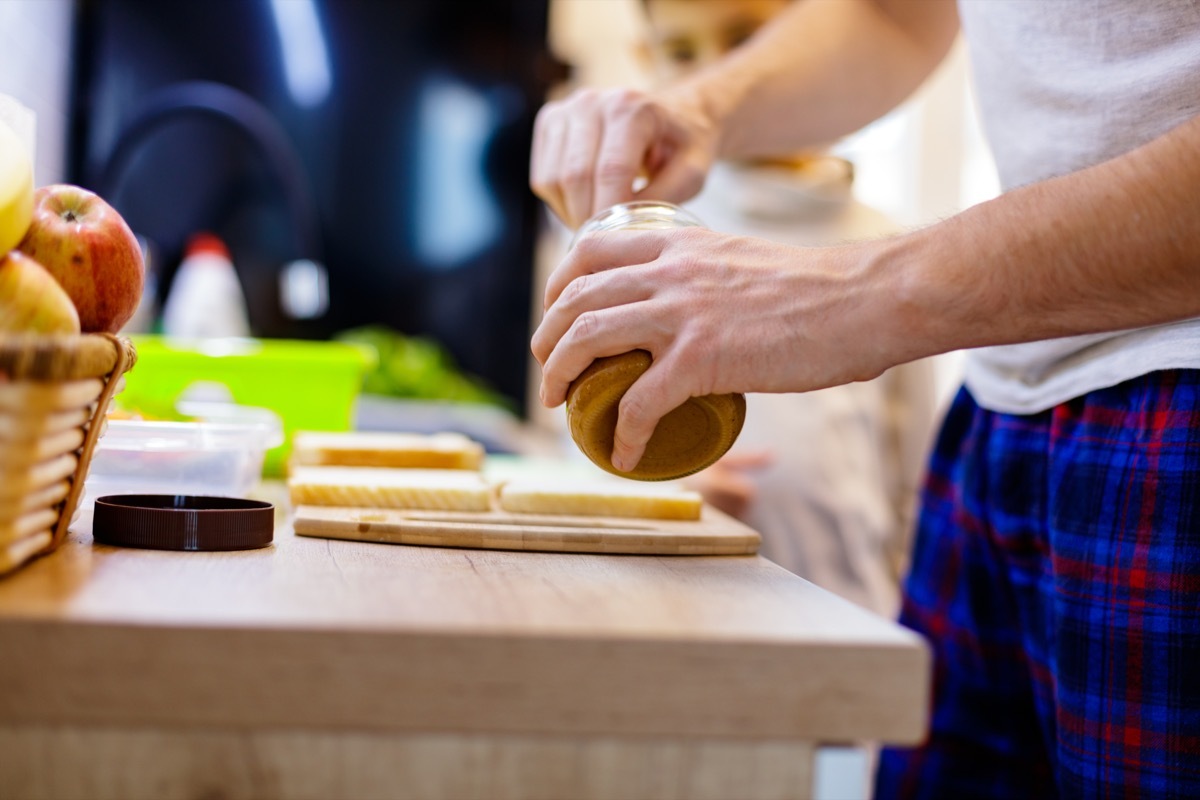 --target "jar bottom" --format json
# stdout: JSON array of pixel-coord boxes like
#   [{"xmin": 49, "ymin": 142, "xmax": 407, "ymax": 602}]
[{"xmin": 566, "ymin": 351, "xmax": 746, "ymax": 481}]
